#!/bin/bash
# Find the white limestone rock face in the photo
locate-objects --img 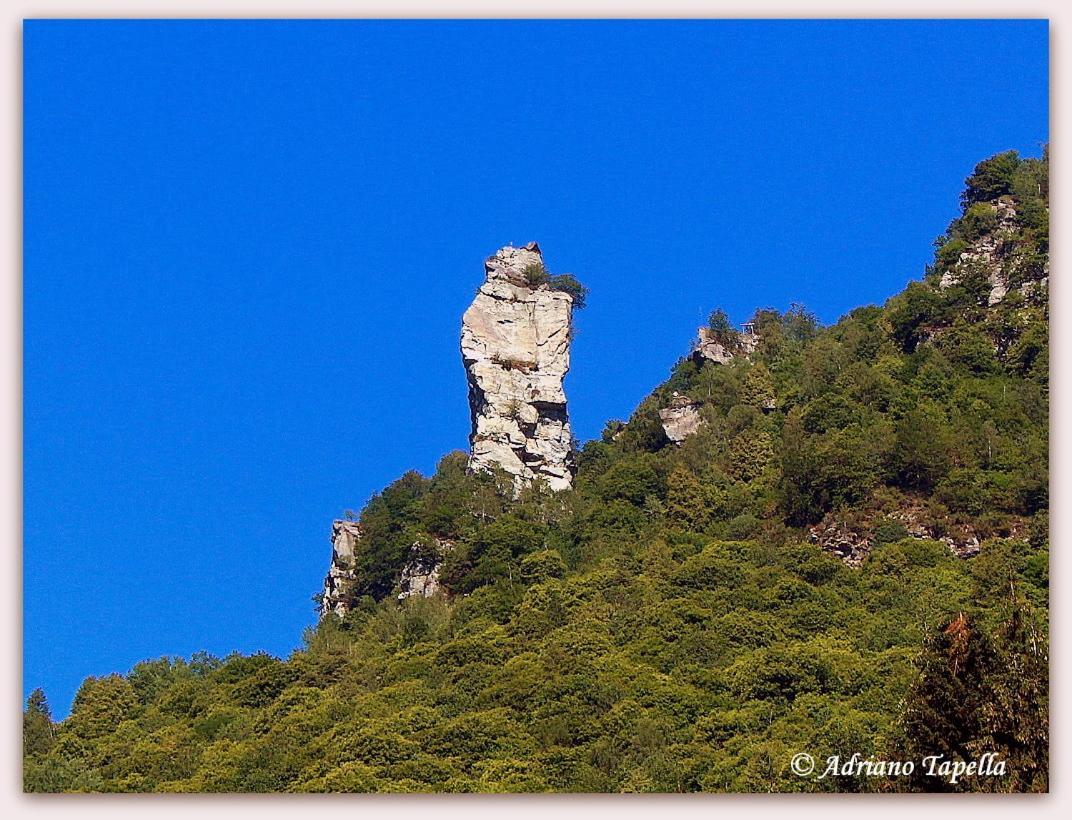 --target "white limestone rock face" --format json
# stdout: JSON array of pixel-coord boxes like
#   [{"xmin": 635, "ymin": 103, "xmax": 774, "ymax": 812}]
[
  {"xmin": 461, "ymin": 242, "xmax": 575, "ymax": 492},
  {"xmin": 659, "ymin": 393, "xmax": 704, "ymax": 444},
  {"xmin": 321, "ymin": 520, "xmax": 362, "ymax": 617}
]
